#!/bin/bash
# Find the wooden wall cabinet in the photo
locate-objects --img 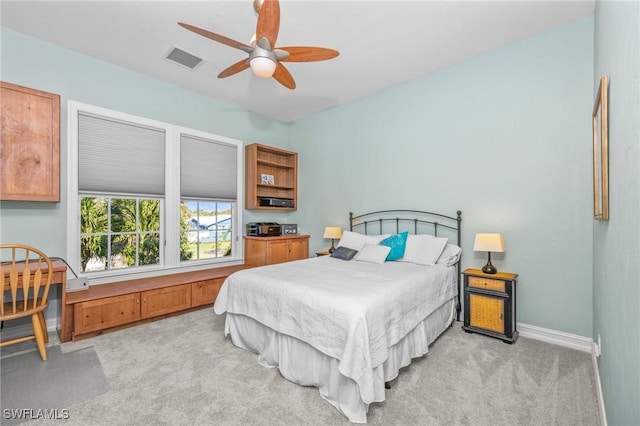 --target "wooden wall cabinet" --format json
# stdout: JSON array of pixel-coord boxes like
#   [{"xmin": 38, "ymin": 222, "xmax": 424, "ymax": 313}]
[
  {"xmin": 245, "ymin": 143, "xmax": 298, "ymax": 210},
  {"xmin": 1, "ymin": 82, "xmax": 60, "ymax": 202},
  {"xmin": 462, "ymin": 268, "xmax": 518, "ymax": 343},
  {"xmin": 244, "ymin": 235, "xmax": 310, "ymax": 266}
]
